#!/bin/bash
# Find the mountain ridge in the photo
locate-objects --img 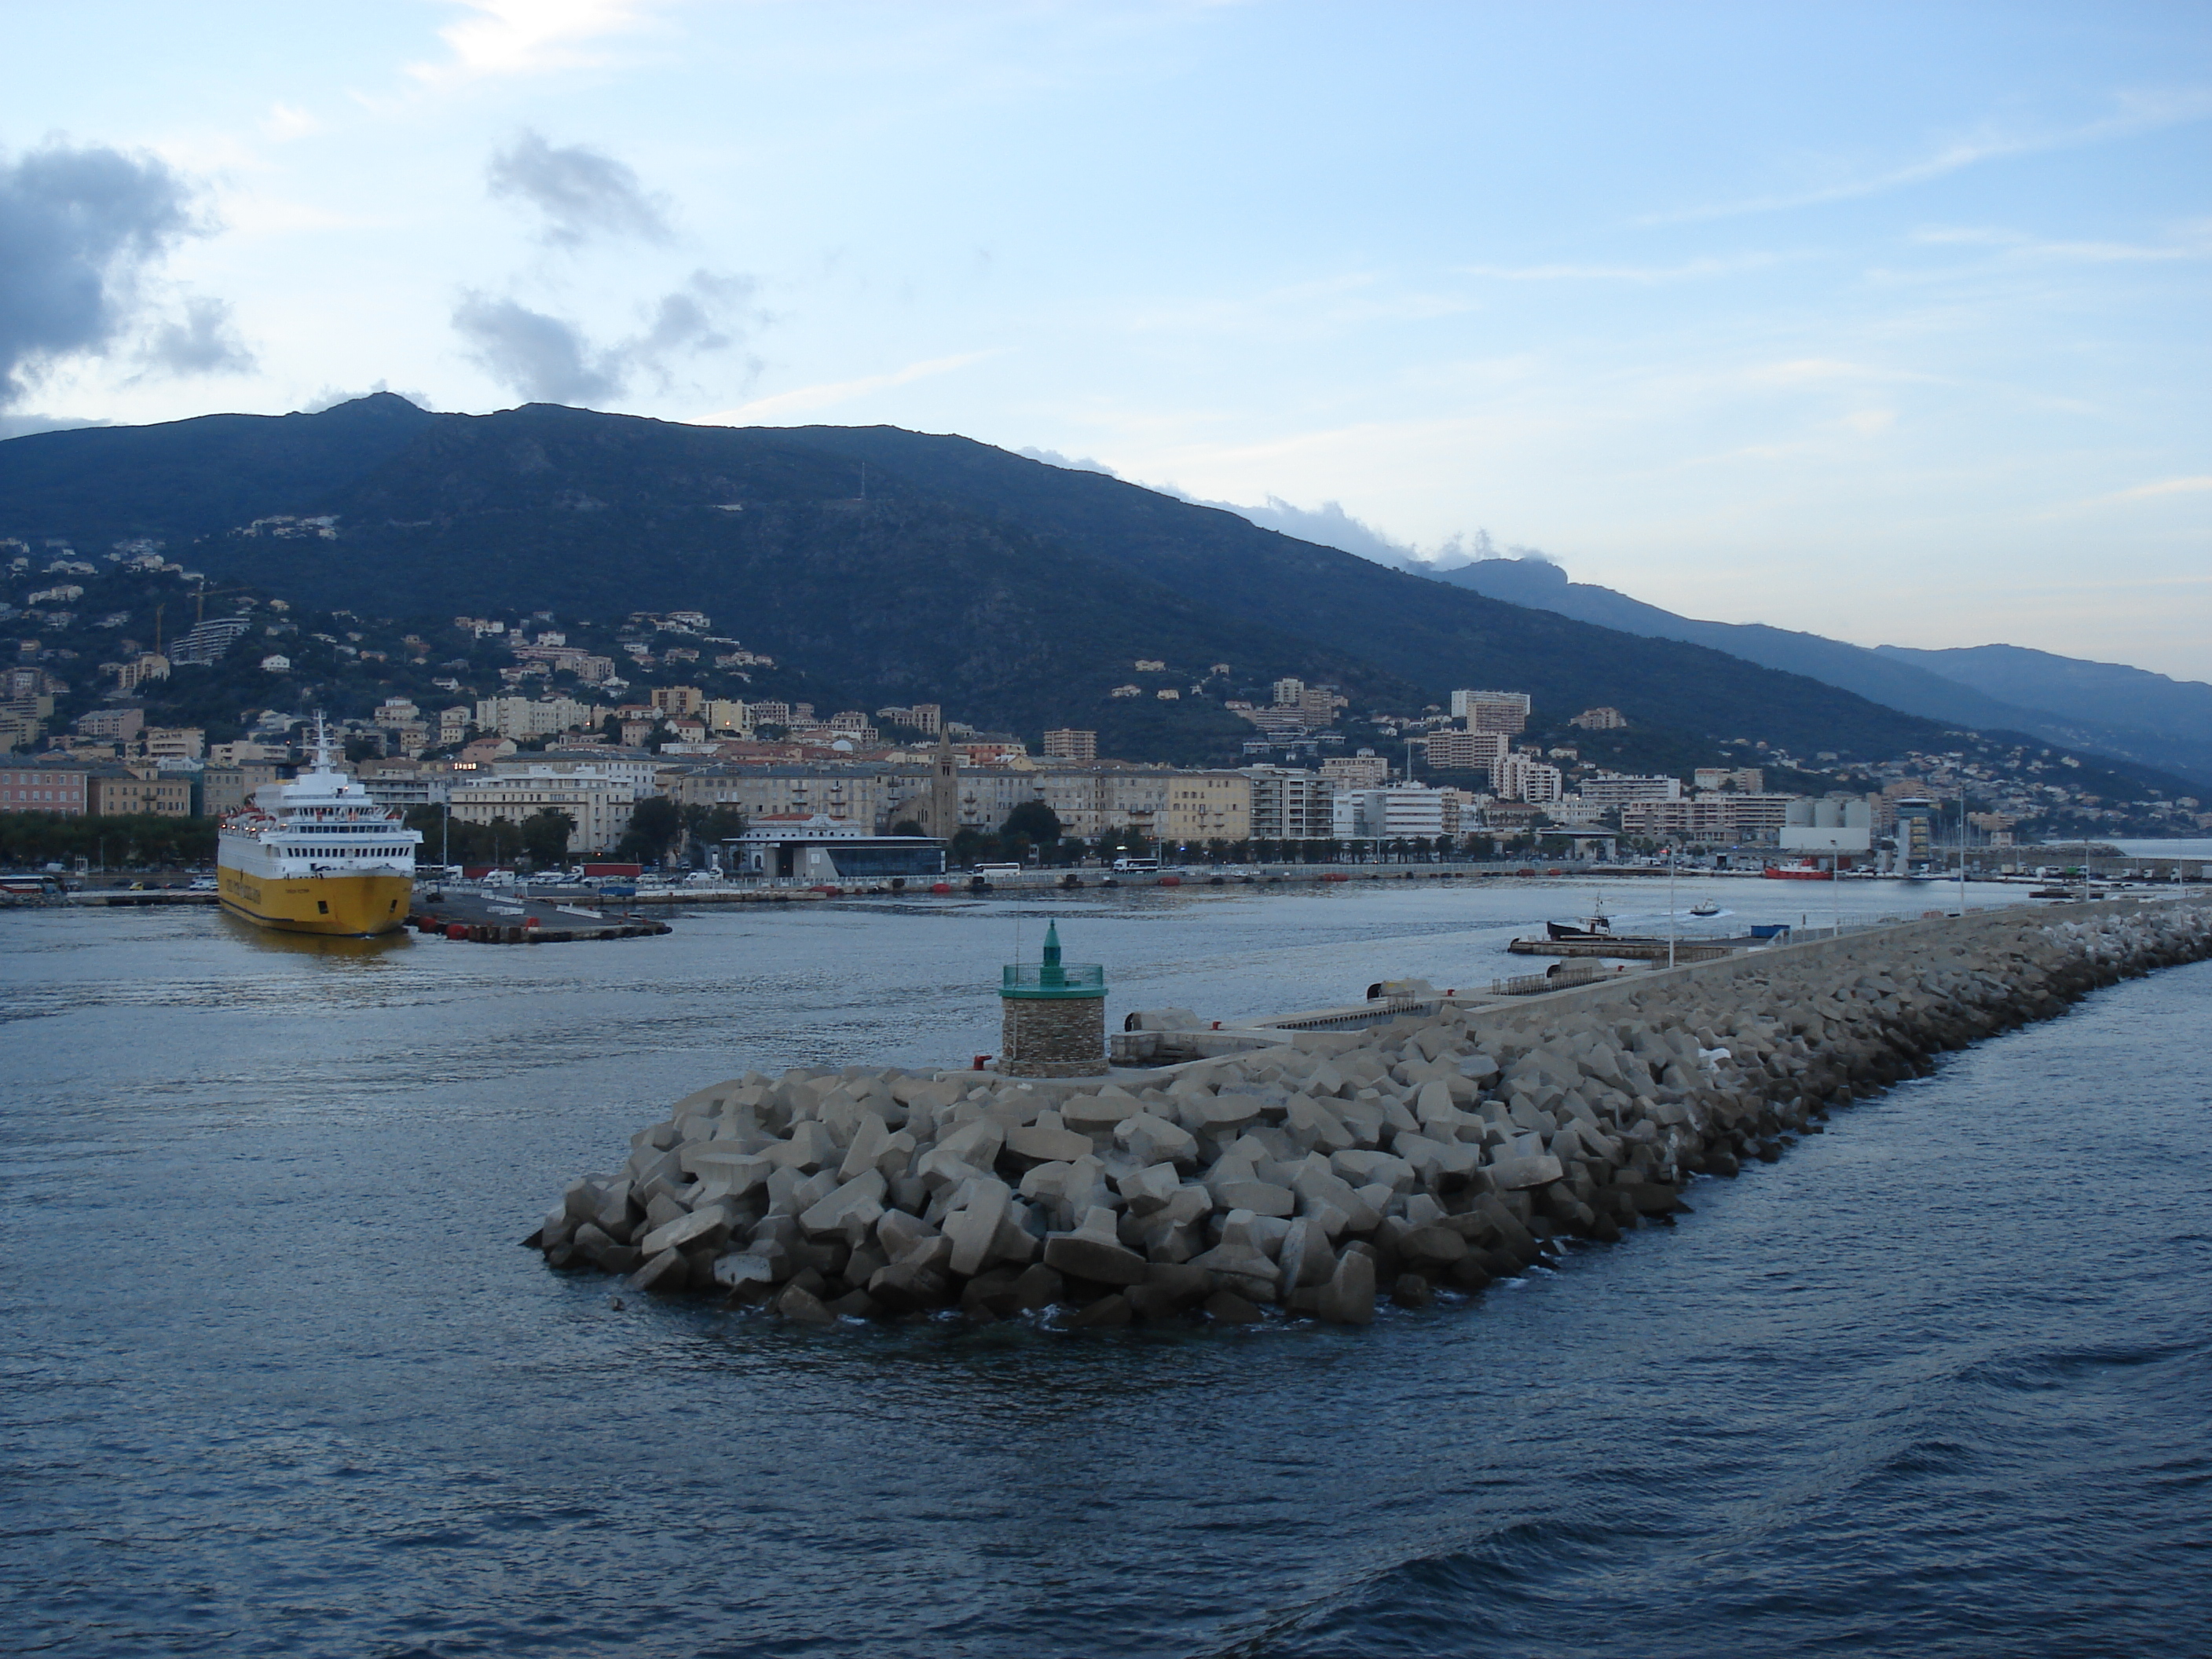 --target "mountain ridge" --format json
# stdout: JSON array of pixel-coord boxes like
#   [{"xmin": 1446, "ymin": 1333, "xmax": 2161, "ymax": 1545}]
[
  {"xmin": 1415, "ymin": 556, "xmax": 2212, "ymax": 788},
  {"xmin": 6, "ymin": 396, "xmax": 2184, "ymax": 801}
]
